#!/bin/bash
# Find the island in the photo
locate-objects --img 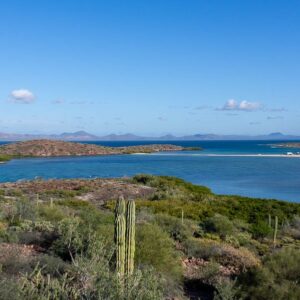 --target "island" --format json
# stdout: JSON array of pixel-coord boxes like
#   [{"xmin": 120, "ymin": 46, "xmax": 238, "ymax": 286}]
[
  {"xmin": 0, "ymin": 139, "xmax": 200, "ymax": 161},
  {"xmin": 271, "ymin": 142, "xmax": 300, "ymax": 148}
]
